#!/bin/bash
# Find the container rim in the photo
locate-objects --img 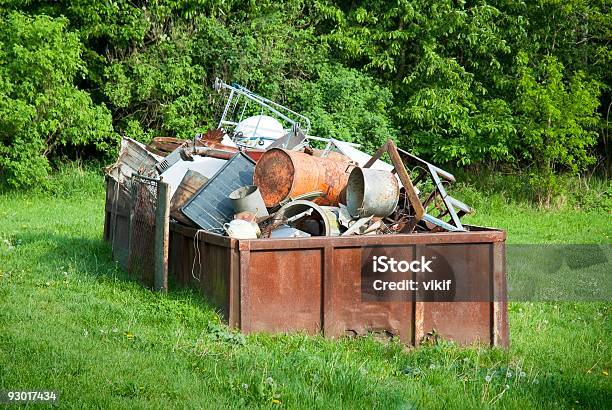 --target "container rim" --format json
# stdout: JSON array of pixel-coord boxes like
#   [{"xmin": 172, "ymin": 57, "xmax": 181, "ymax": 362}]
[{"xmin": 170, "ymin": 222, "xmax": 506, "ymax": 250}]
